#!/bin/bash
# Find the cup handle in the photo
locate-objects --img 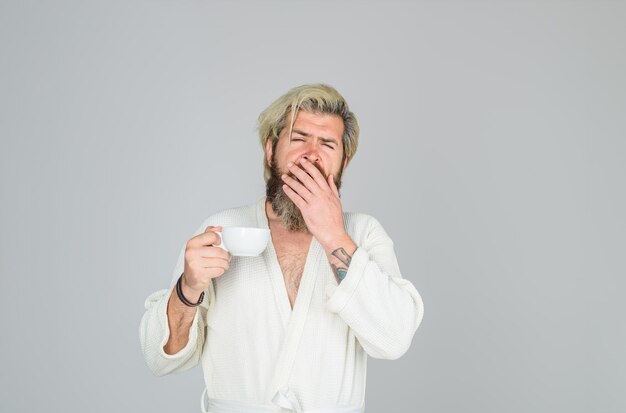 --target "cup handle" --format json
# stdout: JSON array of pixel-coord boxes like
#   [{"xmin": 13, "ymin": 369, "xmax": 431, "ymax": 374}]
[{"xmin": 215, "ymin": 231, "xmax": 228, "ymax": 252}]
